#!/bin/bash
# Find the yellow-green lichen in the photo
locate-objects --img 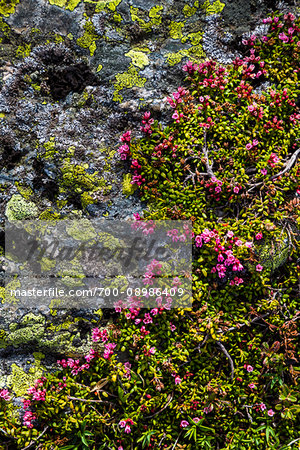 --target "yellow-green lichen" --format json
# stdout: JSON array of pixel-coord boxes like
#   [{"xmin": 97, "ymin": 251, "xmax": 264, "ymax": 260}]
[
  {"xmin": 0, "ymin": 0, "xmax": 20, "ymax": 17},
  {"xmin": 66, "ymin": 218, "xmax": 97, "ymax": 241},
  {"xmin": 97, "ymin": 64, "xmax": 103, "ymax": 72},
  {"xmin": 66, "ymin": 0, "xmax": 81, "ymax": 10},
  {"xmin": 181, "ymin": 30, "xmax": 203, "ymax": 46},
  {"xmin": 60, "ymin": 163, "xmax": 100, "ymax": 194},
  {"xmin": 77, "ymin": 16, "xmax": 99, "ymax": 56},
  {"xmin": 113, "ymin": 64, "xmax": 146, "ymax": 102},
  {"xmin": 148, "ymin": 5, "xmax": 163, "ymax": 25},
  {"xmin": 5, "ymin": 194, "xmax": 39, "ymax": 221},
  {"xmin": 0, "ymin": 17, "xmax": 10, "ymax": 43},
  {"xmin": 39, "ymin": 209, "xmax": 62, "ymax": 220},
  {"xmin": 49, "ymin": 0, "xmax": 66, "ymax": 6},
  {"xmin": 183, "ymin": 4, "xmax": 198, "ymax": 17},
  {"xmin": 83, "ymin": 0, "xmax": 122, "ymax": 12},
  {"xmin": 40, "ymin": 257, "xmax": 57, "ymax": 272},
  {"xmin": 122, "ymin": 173, "xmax": 137, "ymax": 197},
  {"xmin": 202, "ymin": 0, "xmax": 225, "ymax": 15},
  {"xmin": 169, "ymin": 21, "xmax": 184, "ymax": 40},
  {"xmin": 113, "ymin": 12, "xmax": 122, "ymax": 23},
  {"xmin": 7, "ymin": 360, "xmax": 44, "ymax": 396},
  {"xmin": 15, "ymin": 182, "xmax": 34, "ymax": 200},
  {"xmin": 125, "ymin": 50, "xmax": 149, "ymax": 69},
  {"xmin": 81, "ymin": 191, "xmax": 95, "ymax": 209},
  {"xmin": 130, "ymin": 5, "xmax": 163, "ymax": 31}
]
